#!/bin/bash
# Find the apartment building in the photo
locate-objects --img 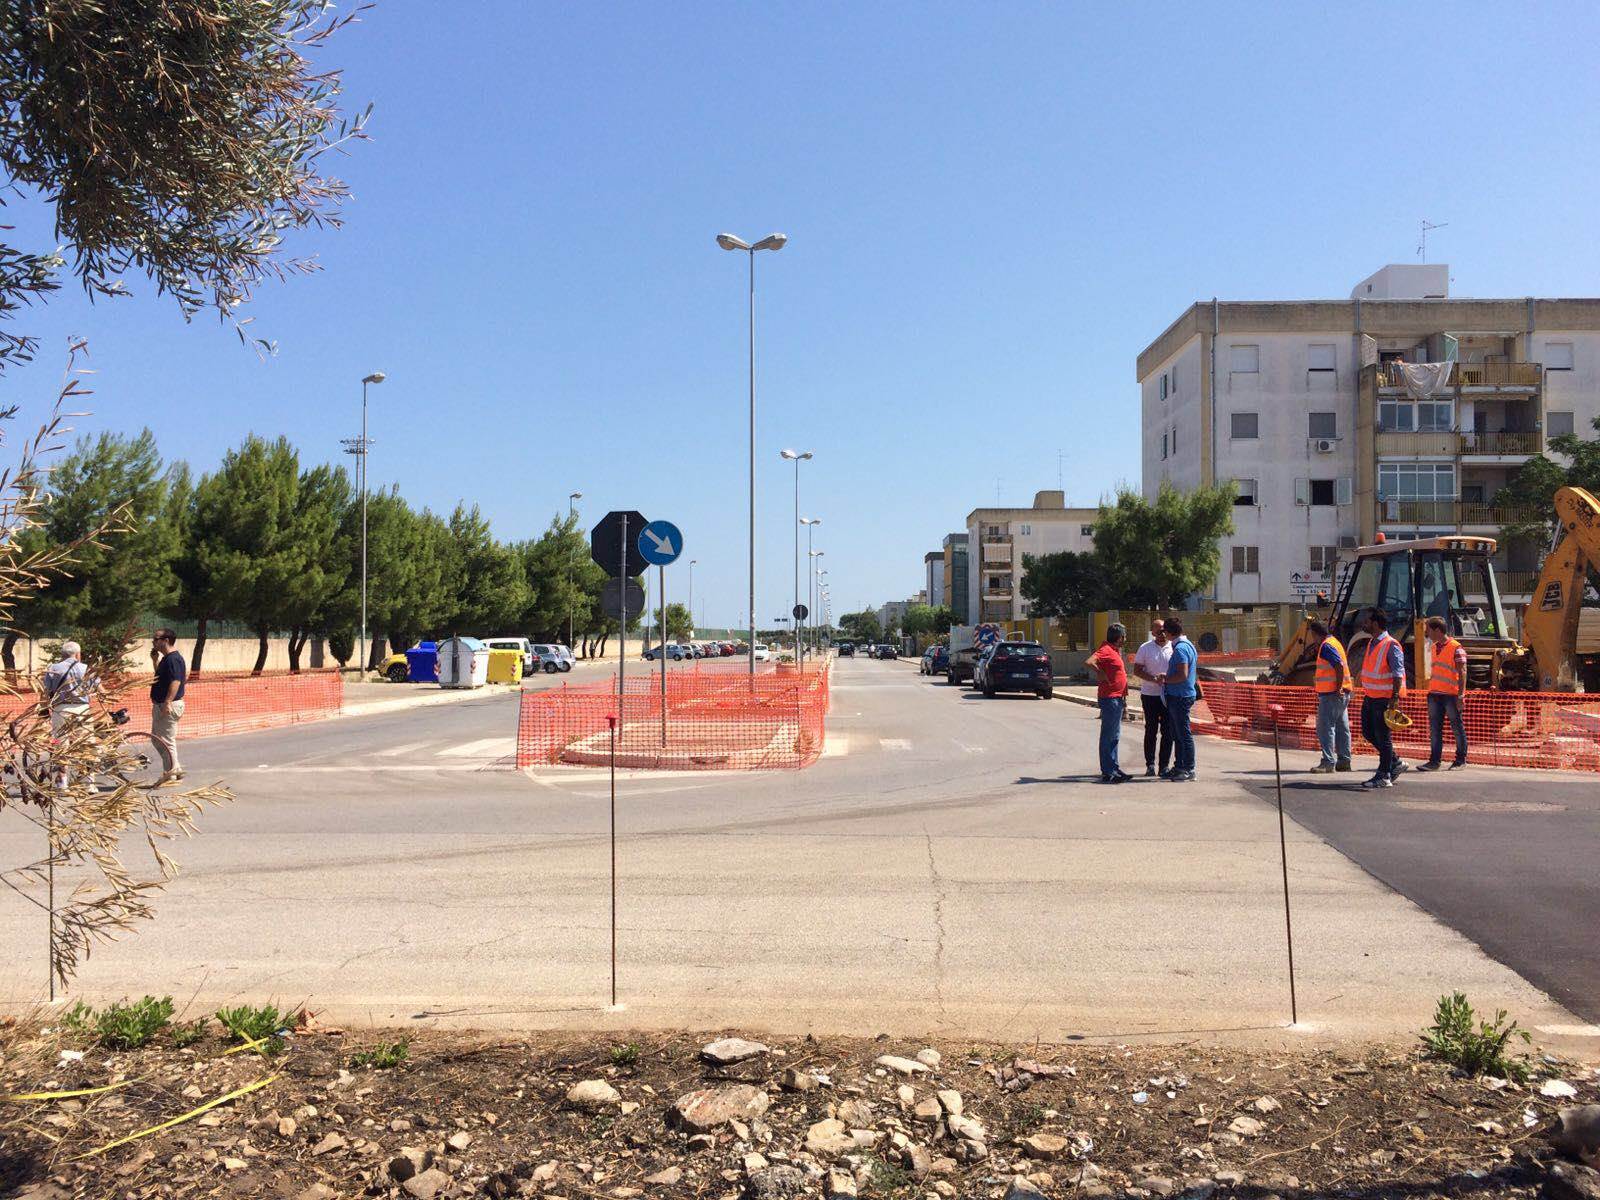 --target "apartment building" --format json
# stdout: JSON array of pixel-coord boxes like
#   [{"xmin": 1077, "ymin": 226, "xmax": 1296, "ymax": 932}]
[
  {"xmin": 965, "ymin": 491, "xmax": 1099, "ymax": 625},
  {"xmin": 943, "ymin": 533, "xmax": 970, "ymax": 624},
  {"xmin": 924, "ymin": 551, "xmax": 945, "ymax": 608},
  {"xmin": 1139, "ymin": 264, "xmax": 1600, "ymax": 606}
]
